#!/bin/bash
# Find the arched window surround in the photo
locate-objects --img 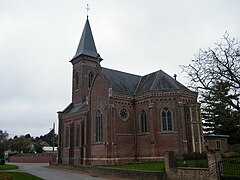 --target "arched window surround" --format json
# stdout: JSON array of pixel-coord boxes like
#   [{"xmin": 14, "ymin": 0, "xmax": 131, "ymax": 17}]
[
  {"xmin": 75, "ymin": 71, "xmax": 79, "ymax": 90},
  {"xmin": 88, "ymin": 71, "xmax": 94, "ymax": 89},
  {"xmin": 64, "ymin": 125, "xmax": 70, "ymax": 148},
  {"xmin": 94, "ymin": 109, "xmax": 103, "ymax": 144},
  {"xmin": 76, "ymin": 123, "xmax": 81, "ymax": 148},
  {"xmin": 160, "ymin": 107, "xmax": 173, "ymax": 132},
  {"xmin": 139, "ymin": 109, "xmax": 148, "ymax": 133}
]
